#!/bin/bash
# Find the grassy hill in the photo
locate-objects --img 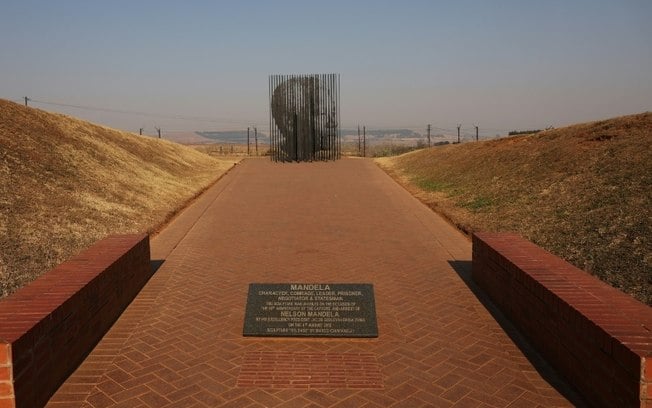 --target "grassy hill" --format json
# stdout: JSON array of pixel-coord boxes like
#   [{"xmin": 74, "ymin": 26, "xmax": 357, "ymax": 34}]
[
  {"xmin": 0, "ymin": 99, "xmax": 236, "ymax": 298},
  {"xmin": 377, "ymin": 112, "xmax": 651, "ymax": 305}
]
